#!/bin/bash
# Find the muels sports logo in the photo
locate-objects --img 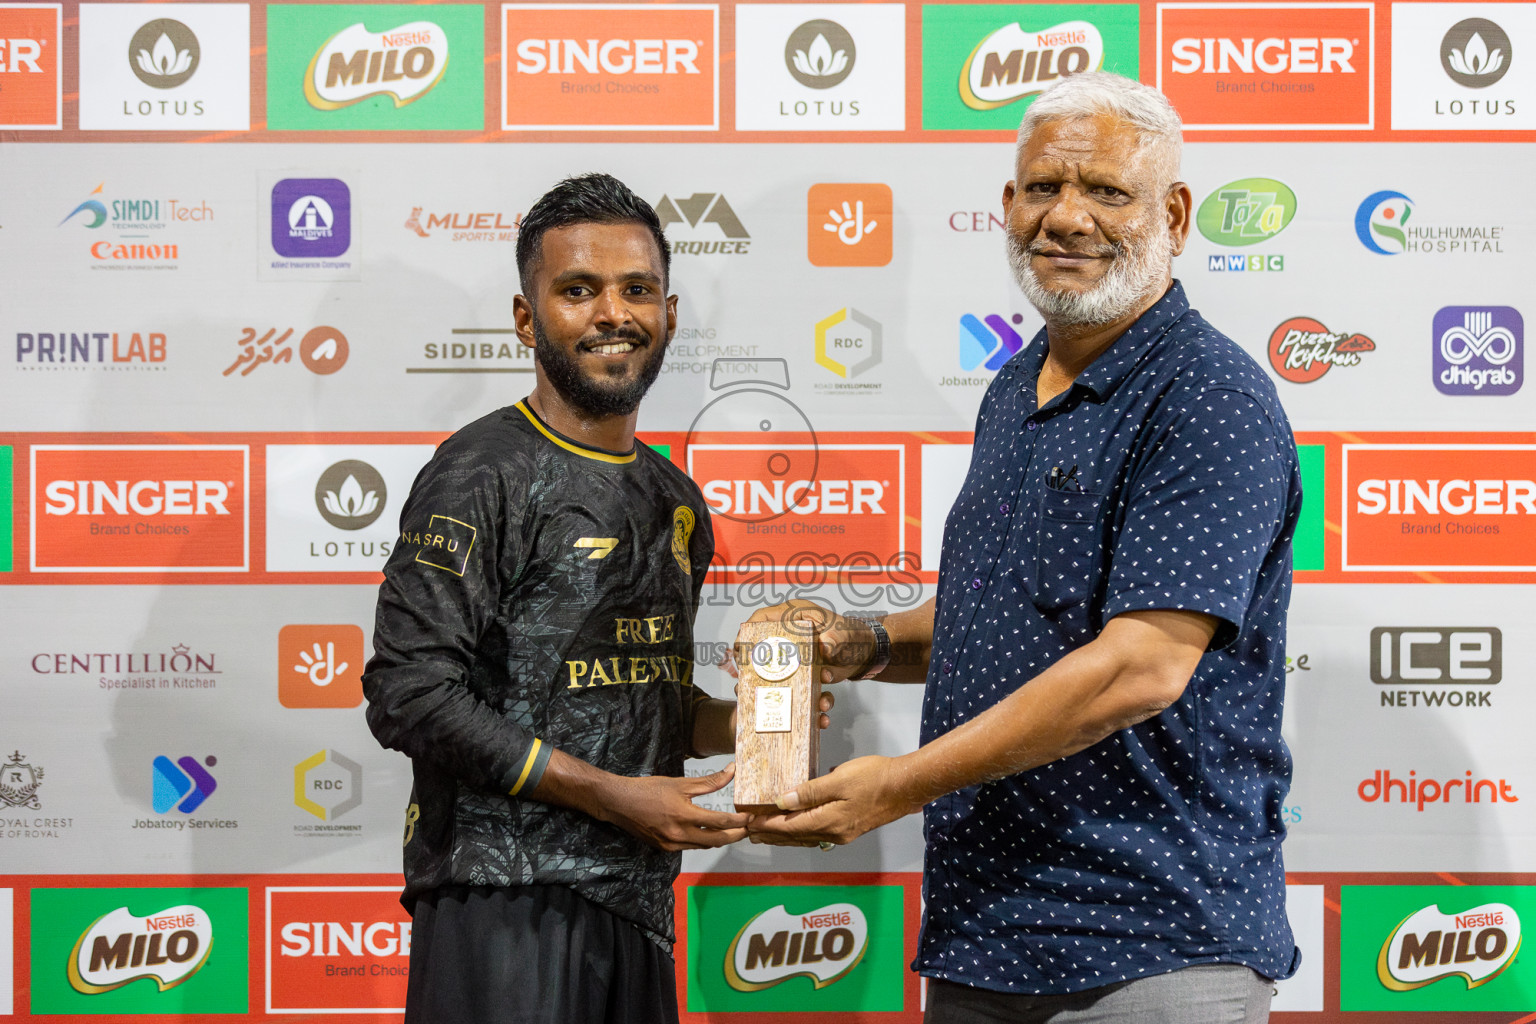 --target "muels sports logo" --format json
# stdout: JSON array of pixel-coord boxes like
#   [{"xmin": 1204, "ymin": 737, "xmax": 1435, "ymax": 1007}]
[{"xmin": 1433, "ymin": 306, "xmax": 1522, "ymax": 396}]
